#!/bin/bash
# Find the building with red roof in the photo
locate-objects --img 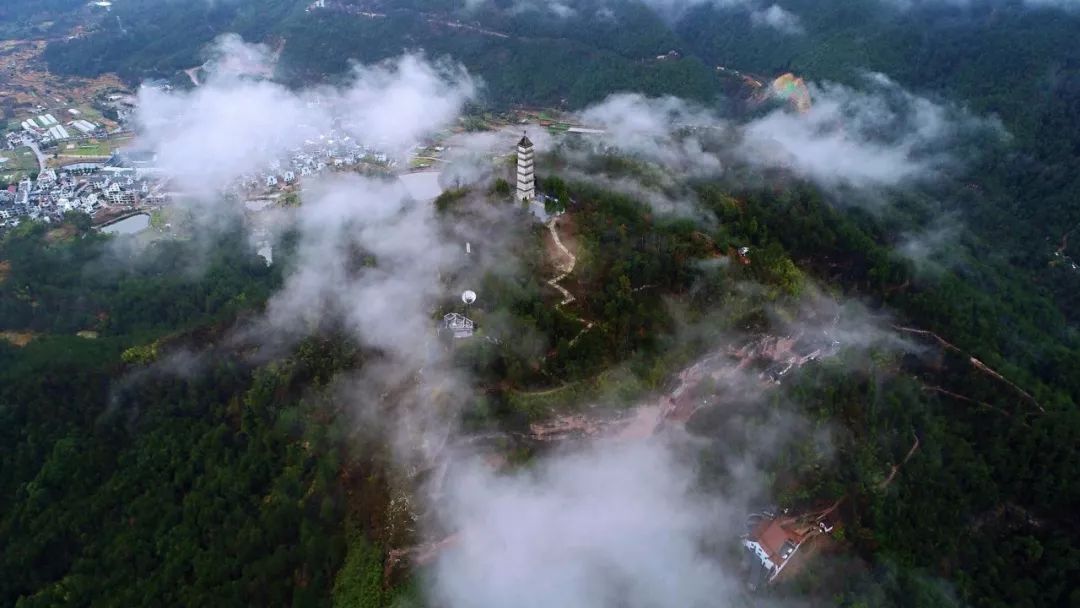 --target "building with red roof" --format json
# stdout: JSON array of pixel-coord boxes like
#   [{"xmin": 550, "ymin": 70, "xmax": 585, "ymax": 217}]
[{"xmin": 742, "ymin": 516, "xmax": 807, "ymax": 589}]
